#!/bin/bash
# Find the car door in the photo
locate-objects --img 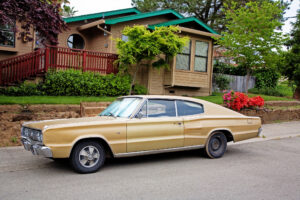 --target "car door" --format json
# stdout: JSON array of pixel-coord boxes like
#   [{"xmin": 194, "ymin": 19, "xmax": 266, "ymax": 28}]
[
  {"xmin": 126, "ymin": 99, "xmax": 184, "ymax": 152},
  {"xmin": 175, "ymin": 100, "xmax": 206, "ymax": 146}
]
